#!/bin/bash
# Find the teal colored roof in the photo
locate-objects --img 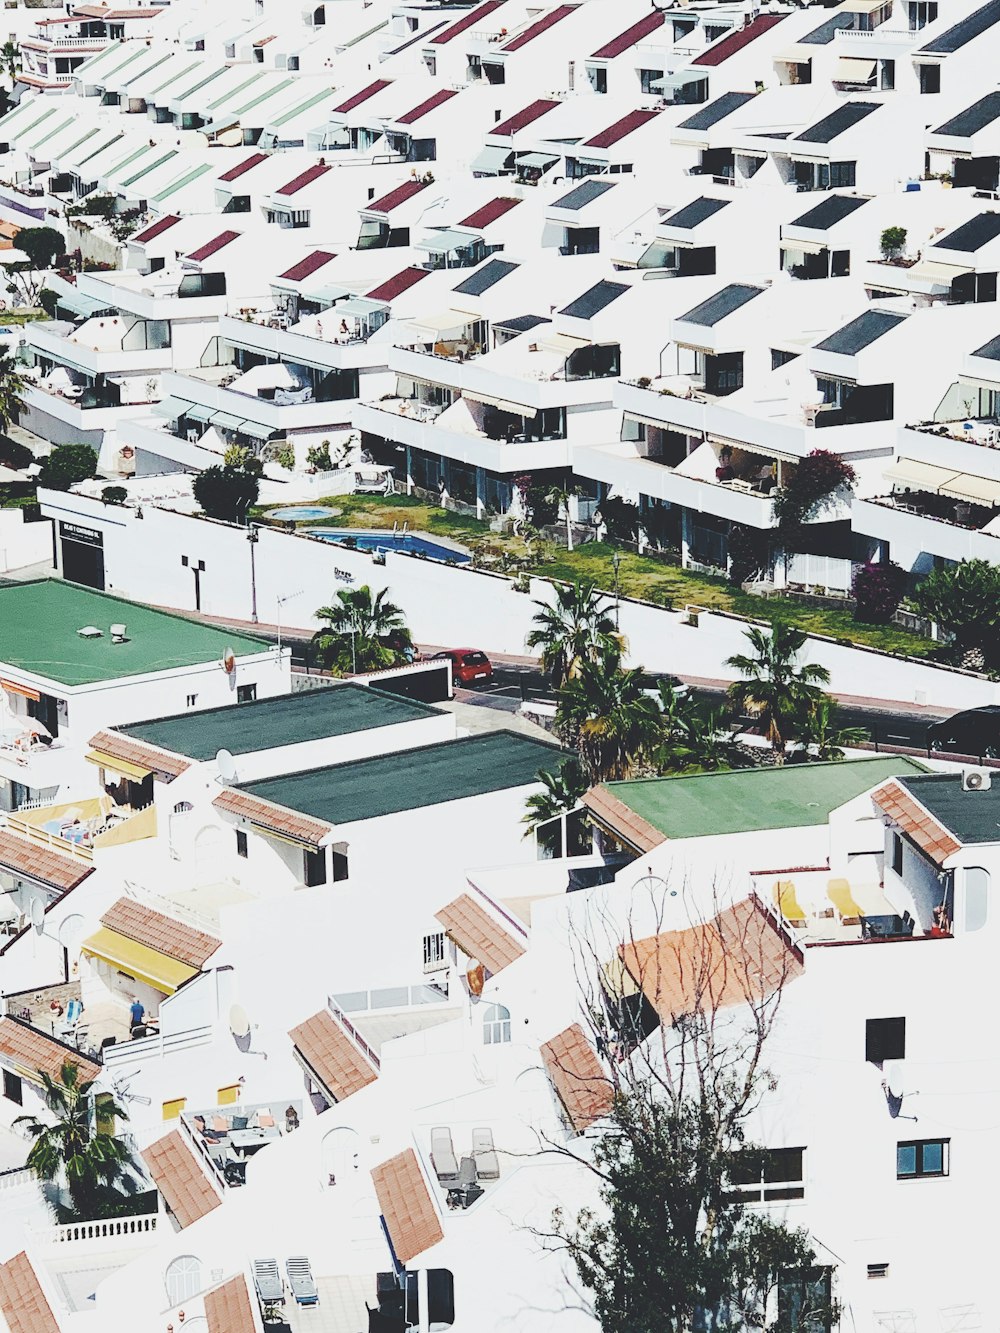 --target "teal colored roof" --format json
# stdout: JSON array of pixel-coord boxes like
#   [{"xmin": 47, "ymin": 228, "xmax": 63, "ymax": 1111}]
[
  {"xmin": 0, "ymin": 581, "xmax": 269, "ymax": 687},
  {"xmin": 233, "ymin": 731, "xmax": 562, "ymax": 825},
  {"xmin": 153, "ymin": 161, "xmax": 212, "ymax": 202},
  {"xmin": 604, "ymin": 757, "xmax": 928, "ymax": 840},
  {"xmin": 121, "ymin": 684, "xmax": 440, "ymax": 760}
]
